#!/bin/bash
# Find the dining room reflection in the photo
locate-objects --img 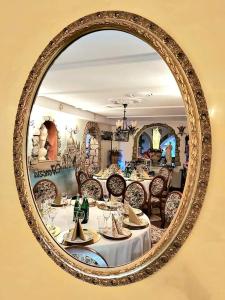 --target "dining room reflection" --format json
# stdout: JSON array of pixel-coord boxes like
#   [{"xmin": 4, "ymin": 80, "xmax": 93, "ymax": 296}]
[{"xmin": 27, "ymin": 30, "xmax": 189, "ymax": 268}]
